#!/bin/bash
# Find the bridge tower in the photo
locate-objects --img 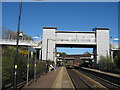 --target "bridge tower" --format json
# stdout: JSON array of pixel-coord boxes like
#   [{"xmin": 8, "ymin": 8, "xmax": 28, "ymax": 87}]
[
  {"xmin": 42, "ymin": 27, "xmax": 56, "ymax": 64},
  {"xmin": 93, "ymin": 28, "xmax": 110, "ymax": 63}
]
